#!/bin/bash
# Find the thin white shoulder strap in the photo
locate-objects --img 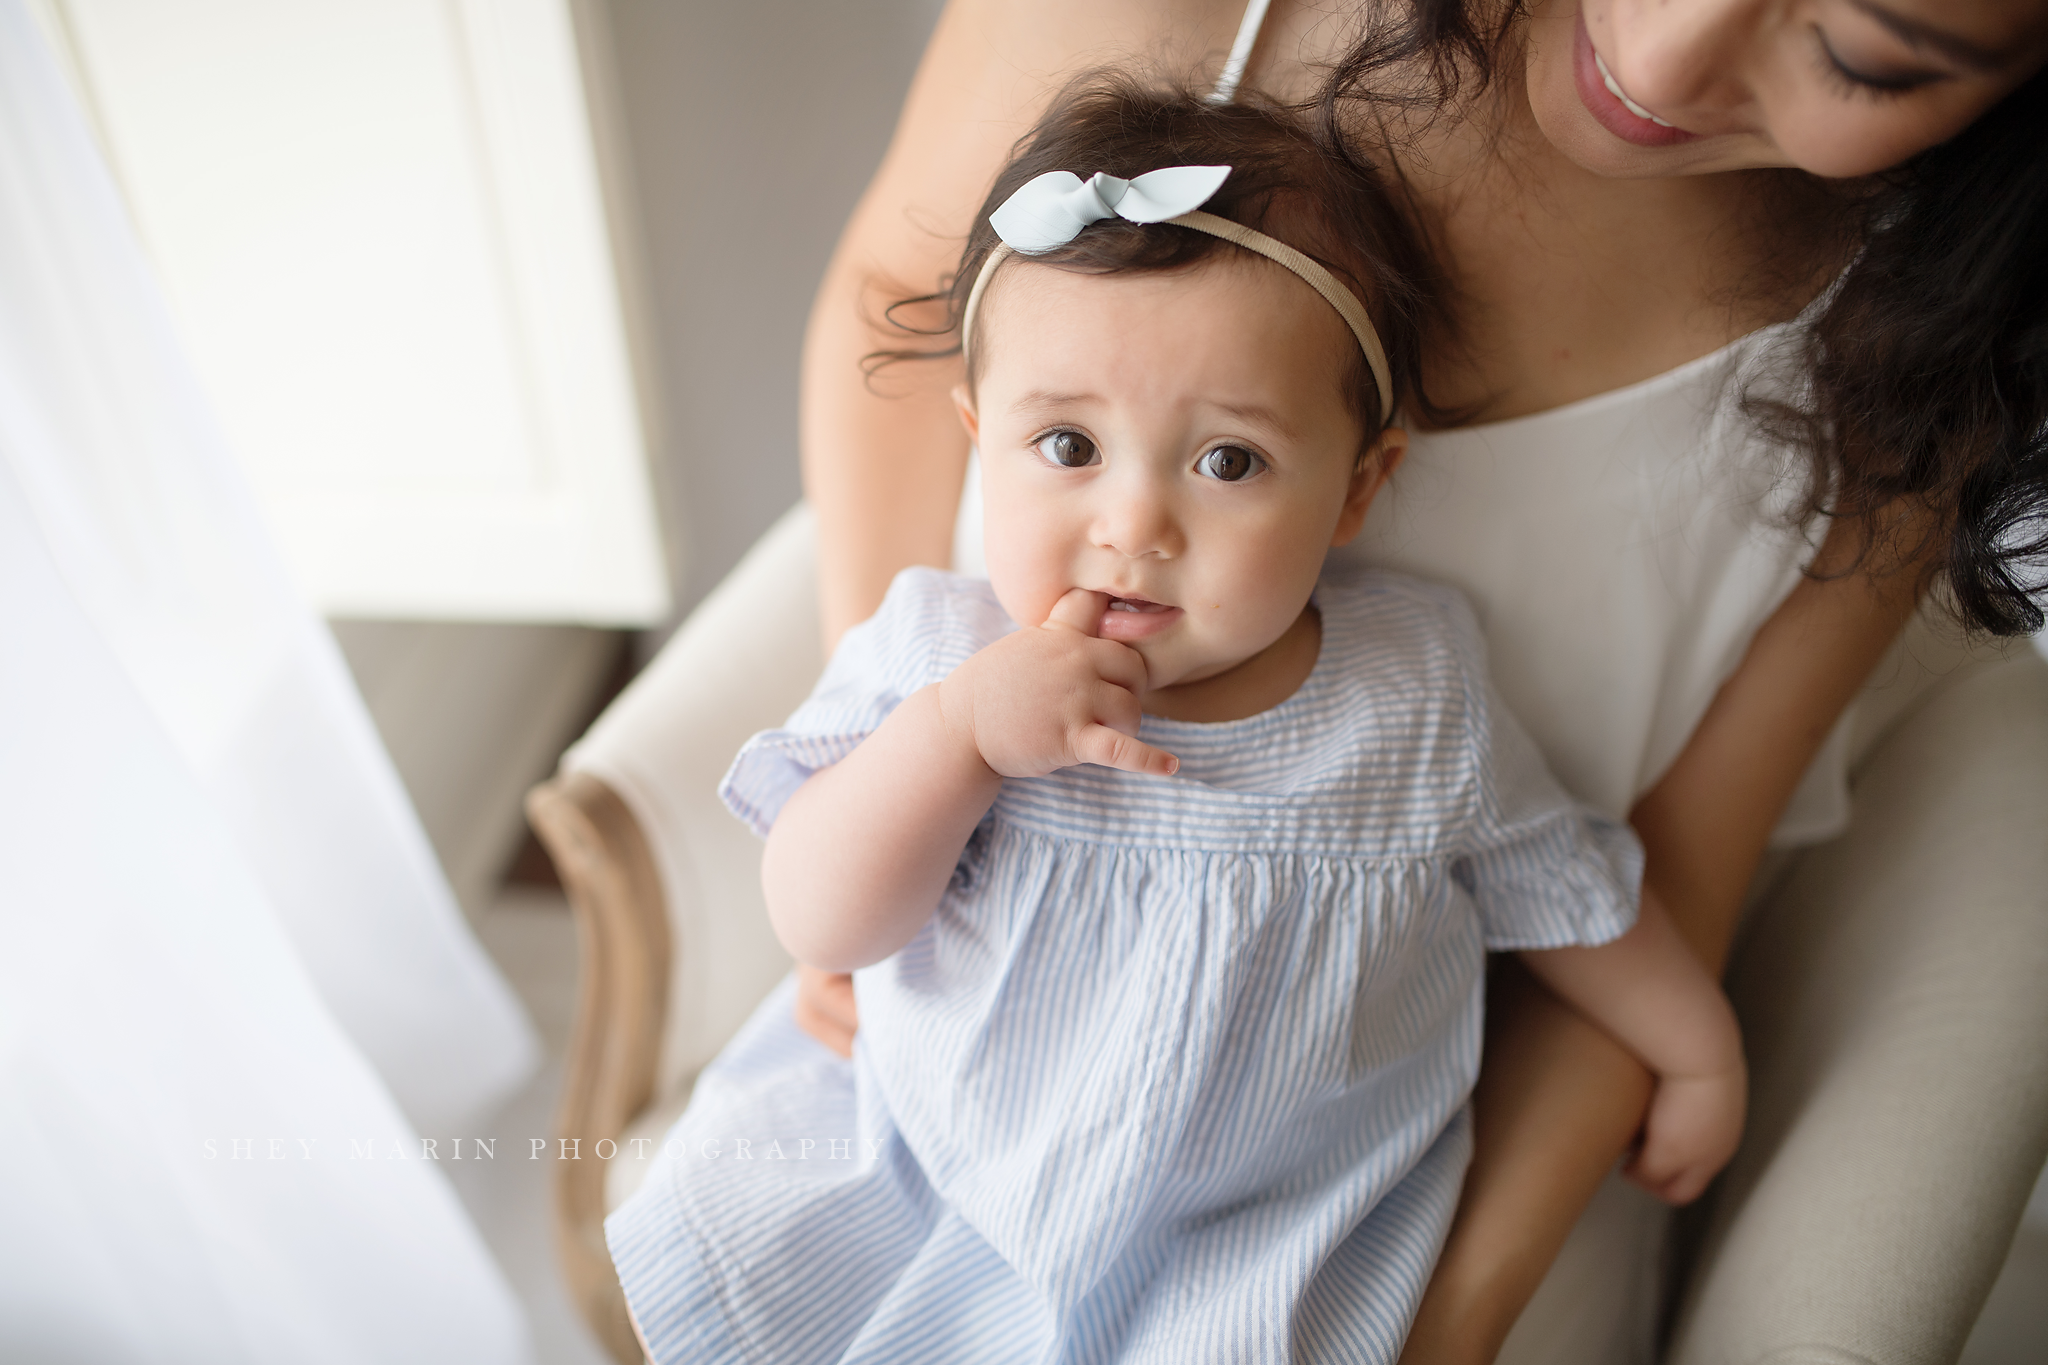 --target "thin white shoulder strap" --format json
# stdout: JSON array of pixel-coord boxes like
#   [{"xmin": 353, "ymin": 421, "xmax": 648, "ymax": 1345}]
[{"xmin": 1207, "ymin": 0, "xmax": 1273, "ymax": 105}]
